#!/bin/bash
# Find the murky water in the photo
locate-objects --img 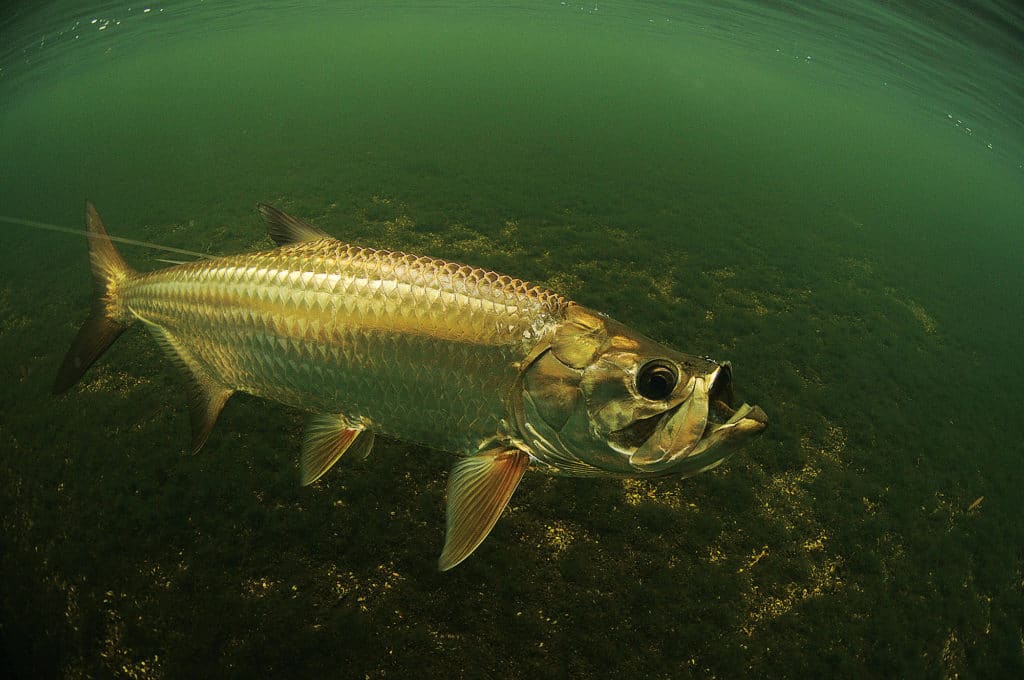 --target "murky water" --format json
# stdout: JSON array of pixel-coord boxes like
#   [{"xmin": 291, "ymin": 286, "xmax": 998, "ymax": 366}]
[{"xmin": 2, "ymin": 2, "xmax": 1022, "ymax": 678}]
